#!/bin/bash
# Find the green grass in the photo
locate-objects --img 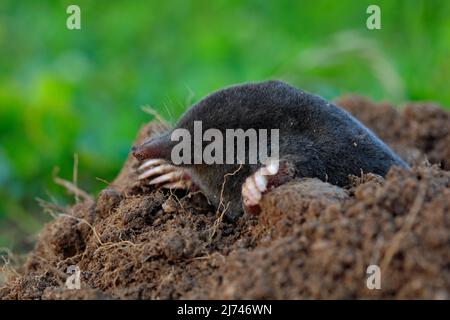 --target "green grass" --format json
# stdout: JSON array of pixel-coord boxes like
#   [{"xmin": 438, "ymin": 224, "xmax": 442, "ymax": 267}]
[{"xmin": 1, "ymin": 0, "xmax": 449, "ymax": 251}]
